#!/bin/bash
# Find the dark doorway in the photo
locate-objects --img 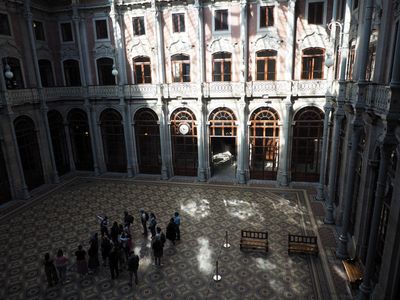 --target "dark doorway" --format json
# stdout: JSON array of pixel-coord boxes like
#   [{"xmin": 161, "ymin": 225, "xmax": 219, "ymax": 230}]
[
  {"xmin": 291, "ymin": 106, "xmax": 324, "ymax": 182},
  {"xmin": 48, "ymin": 110, "xmax": 70, "ymax": 176},
  {"xmin": 38, "ymin": 59, "xmax": 55, "ymax": 87},
  {"xmin": 210, "ymin": 137, "xmax": 236, "ymax": 177},
  {"xmin": 209, "ymin": 108, "xmax": 237, "ymax": 177},
  {"xmin": 96, "ymin": 57, "xmax": 115, "ymax": 85},
  {"xmin": 134, "ymin": 108, "xmax": 161, "ymax": 174},
  {"xmin": 170, "ymin": 108, "xmax": 198, "ymax": 176},
  {"xmin": 100, "ymin": 109, "xmax": 127, "ymax": 173},
  {"xmin": 67, "ymin": 109, "xmax": 93, "ymax": 171},
  {"xmin": 0, "ymin": 145, "xmax": 11, "ymax": 204},
  {"xmin": 249, "ymin": 107, "xmax": 280, "ymax": 180},
  {"xmin": 63, "ymin": 59, "xmax": 81, "ymax": 86},
  {"xmin": 14, "ymin": 116, "xmax": 44, "ymax": 190}
]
